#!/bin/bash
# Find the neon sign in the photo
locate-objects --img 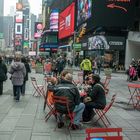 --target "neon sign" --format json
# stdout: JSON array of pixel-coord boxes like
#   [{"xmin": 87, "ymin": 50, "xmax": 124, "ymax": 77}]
[{"xmin": 107, "ymin": 0, "xmax": 131, "ymax": 12}]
